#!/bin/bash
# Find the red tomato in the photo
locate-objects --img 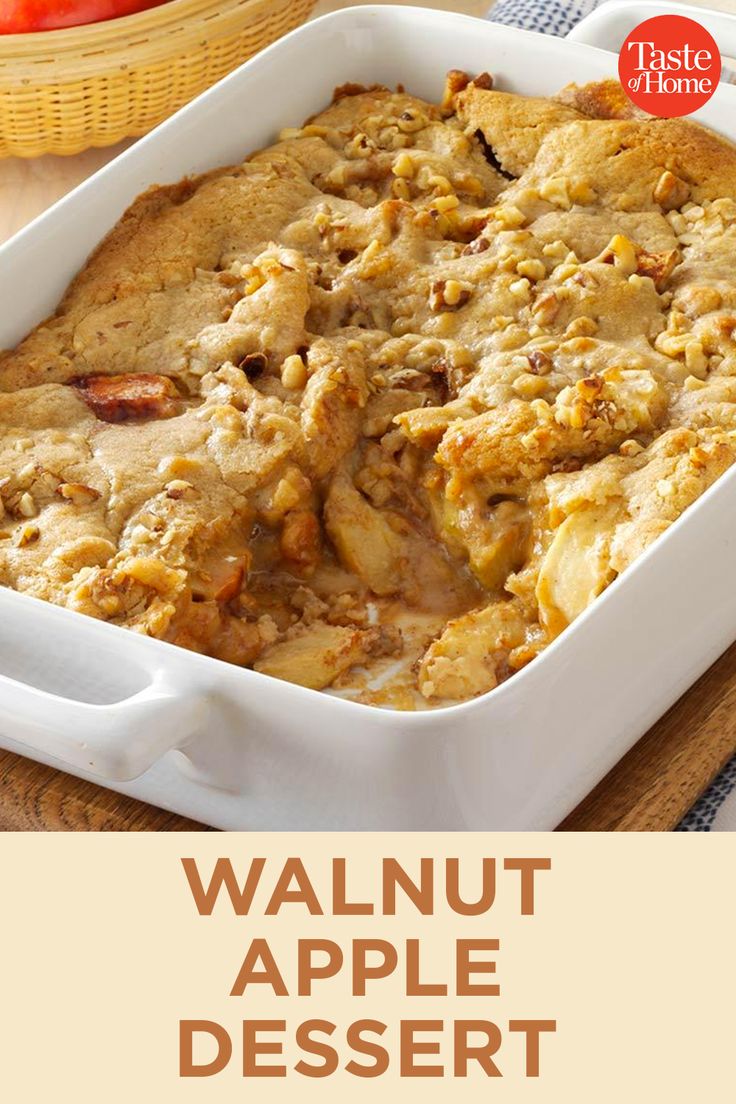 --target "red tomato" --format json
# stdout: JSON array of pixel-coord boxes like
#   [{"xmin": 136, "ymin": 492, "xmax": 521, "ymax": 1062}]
[{"xmin": 0, "ymin": 1, "xmax": 169, "ymax": 33}]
